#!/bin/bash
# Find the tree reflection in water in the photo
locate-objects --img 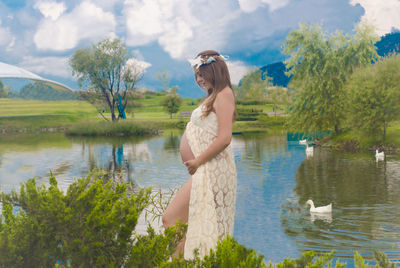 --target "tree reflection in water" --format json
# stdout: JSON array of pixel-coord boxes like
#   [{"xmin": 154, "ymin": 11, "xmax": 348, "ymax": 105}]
[
  {"xmin": 282, "ymin": 147, "xmax": 400, "ymax": 258},
  {"xmin": 81, "ymin": 137, "xmax": 154, "ymax": 189},
  {"xmin": 163, "ymin": 132, "xmax": 181, "ymax": 154}
]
